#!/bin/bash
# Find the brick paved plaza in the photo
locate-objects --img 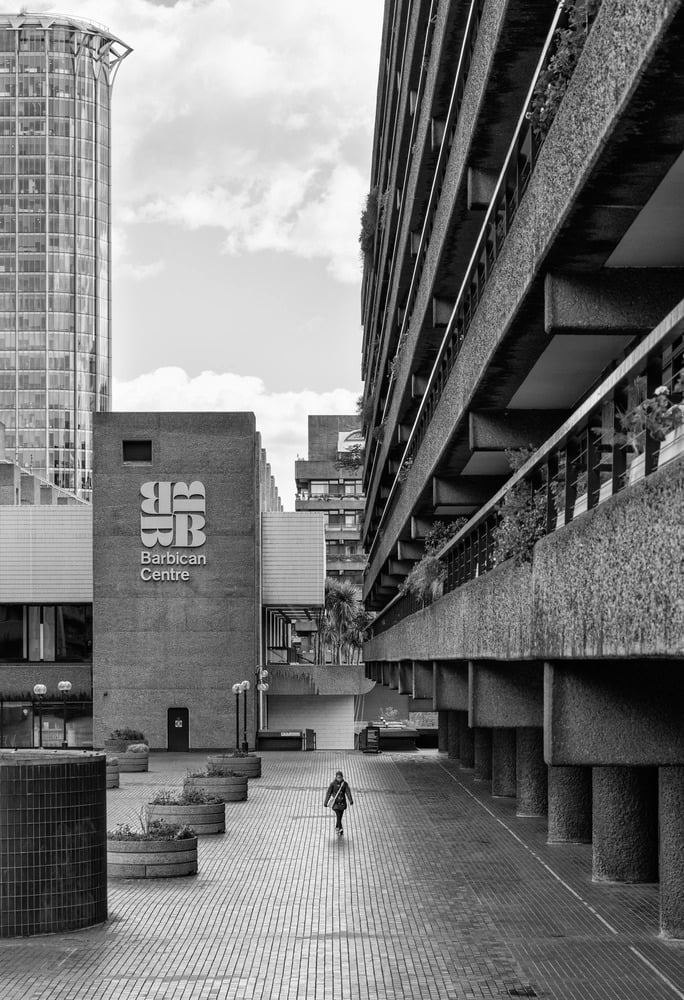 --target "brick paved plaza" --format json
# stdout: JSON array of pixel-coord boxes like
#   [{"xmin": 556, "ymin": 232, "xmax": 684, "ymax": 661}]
[{"xmin": 1, "ymin": 751, "xmax": 684, "ymax": 1000}]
